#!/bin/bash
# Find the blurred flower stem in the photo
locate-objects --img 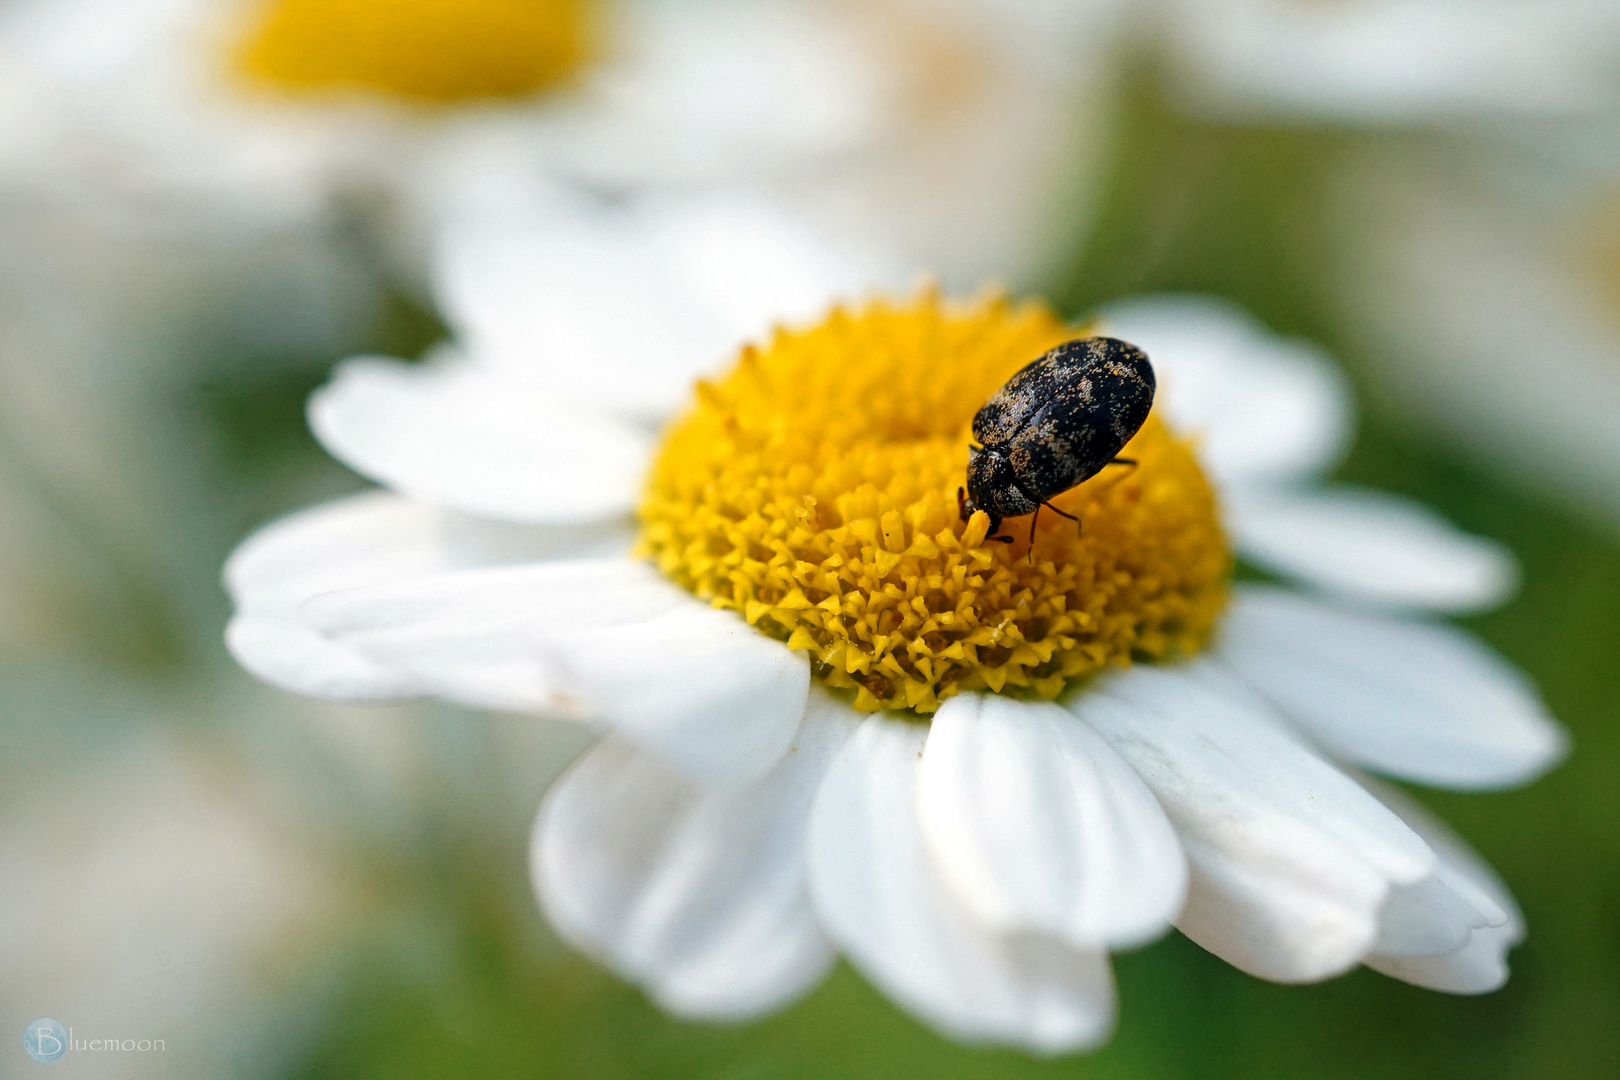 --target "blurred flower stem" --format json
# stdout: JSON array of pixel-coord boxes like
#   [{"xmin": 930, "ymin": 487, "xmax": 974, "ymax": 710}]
[{"xmin": 1056, "ymin": 60, "xmax": 1357, "ymax": 340}]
